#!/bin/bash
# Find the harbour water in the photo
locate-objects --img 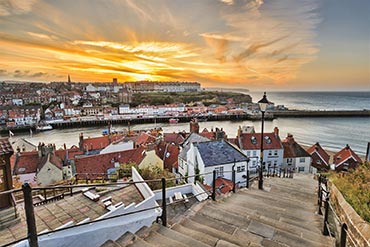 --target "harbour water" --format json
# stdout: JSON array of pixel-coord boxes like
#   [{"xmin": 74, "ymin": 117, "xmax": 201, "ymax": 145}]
[{"xmin": 4, "ymin": 91, "xmax": 370, "ymax": 156}]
